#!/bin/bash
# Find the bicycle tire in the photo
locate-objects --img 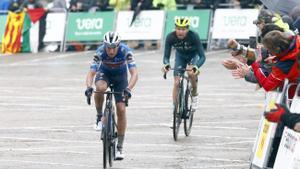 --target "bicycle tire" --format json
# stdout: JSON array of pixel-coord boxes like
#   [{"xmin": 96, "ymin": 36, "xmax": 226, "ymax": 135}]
[
  {"xmin": 173, "ymin": 85, "xmax": 183, "ymax": 141},
  {"xmin": 184, "ymin": 88, "xmax": 194, "ymax": 136},
  {"xmin": 108, "ymin": 111, "xmax": 115, "ymax": 167},
  {"xmin": 102, "ymin": 127, "xmax": 108, "ymax": 169}
]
